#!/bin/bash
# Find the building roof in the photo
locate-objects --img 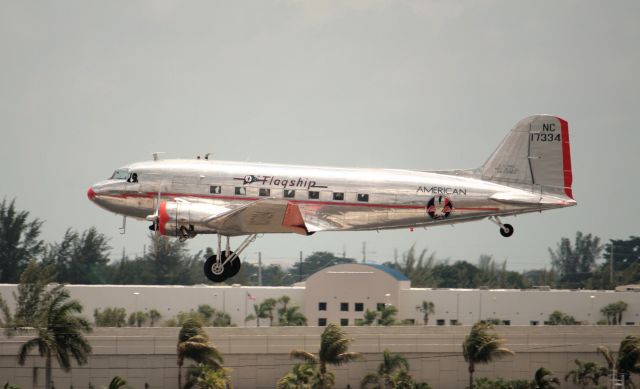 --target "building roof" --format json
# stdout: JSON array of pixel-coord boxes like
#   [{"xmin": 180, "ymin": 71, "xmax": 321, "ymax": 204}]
[{"xmin": 364, "ymin": 263, "xmax": 410, "ymax": 281}]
